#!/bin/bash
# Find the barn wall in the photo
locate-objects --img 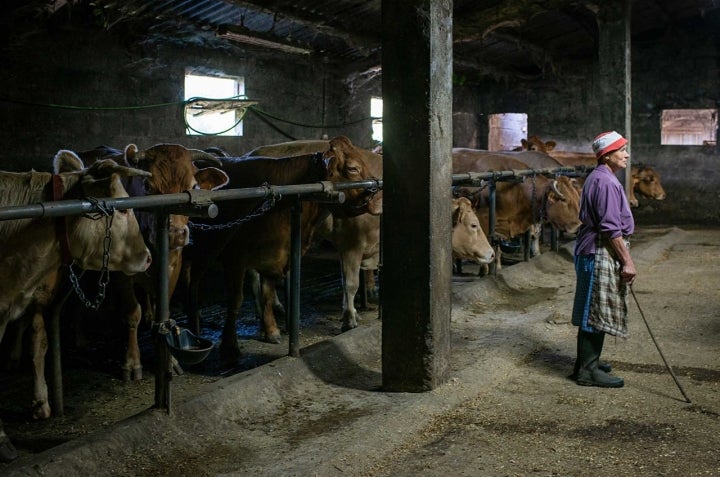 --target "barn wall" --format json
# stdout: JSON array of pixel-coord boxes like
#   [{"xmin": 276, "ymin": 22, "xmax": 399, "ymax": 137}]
[
  {"xmin": 0, "ymin": 21, "xmax": 373, "ymax": 172},
  {"xmin": 452, "ymin": 22, "xmax": 720, "ymax": 226}
]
